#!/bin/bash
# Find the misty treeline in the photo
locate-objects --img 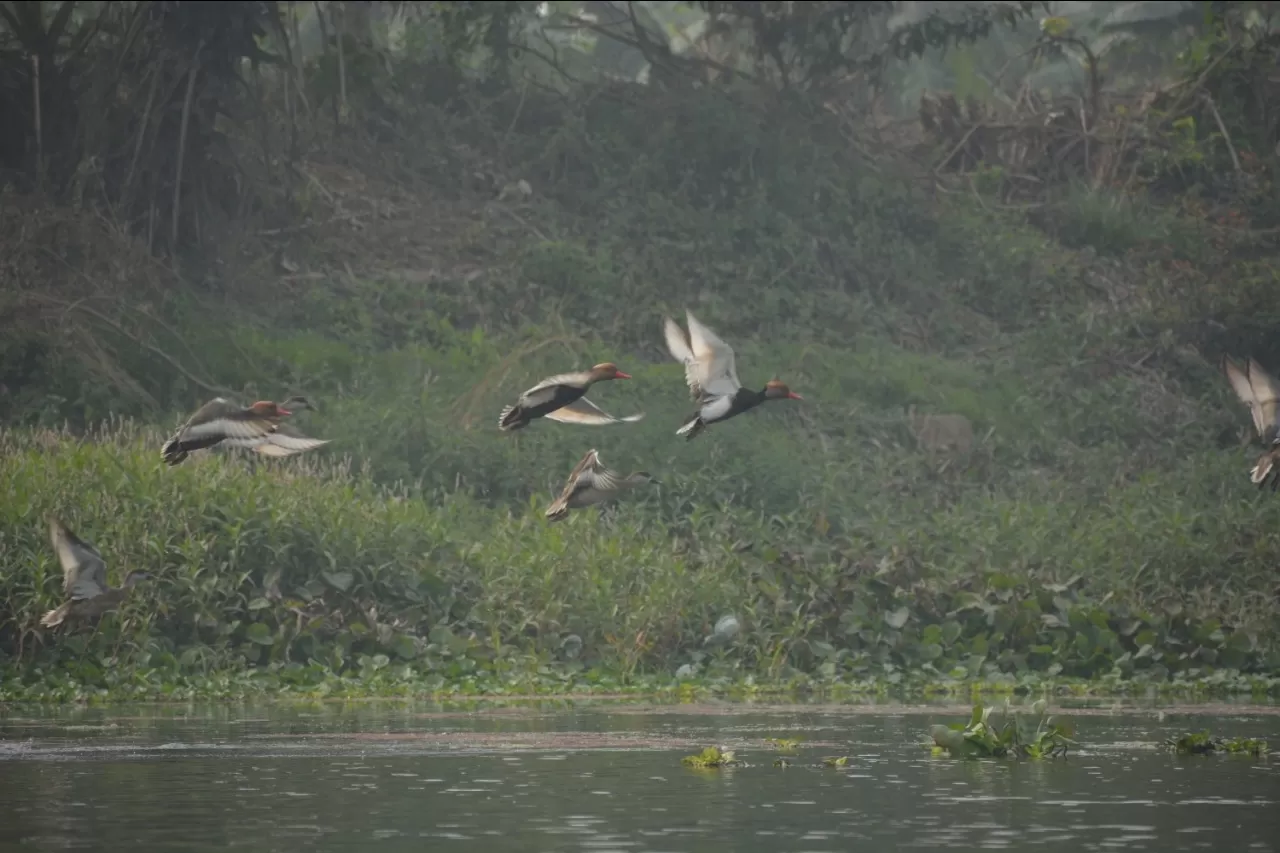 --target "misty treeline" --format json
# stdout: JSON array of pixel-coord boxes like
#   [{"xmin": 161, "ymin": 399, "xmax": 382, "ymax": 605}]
[{"xmin": 1, "ymin": 1, "xmax": 1268, "ymax": 260}]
